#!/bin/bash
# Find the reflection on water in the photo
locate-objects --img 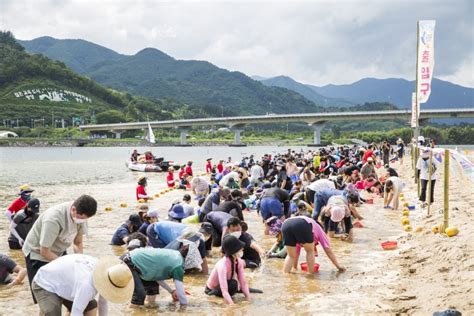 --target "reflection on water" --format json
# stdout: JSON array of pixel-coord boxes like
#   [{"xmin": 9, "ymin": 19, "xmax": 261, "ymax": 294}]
[{"xmin": 0, "ymin": 146, "xmax": 424, "ymax": 314}]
